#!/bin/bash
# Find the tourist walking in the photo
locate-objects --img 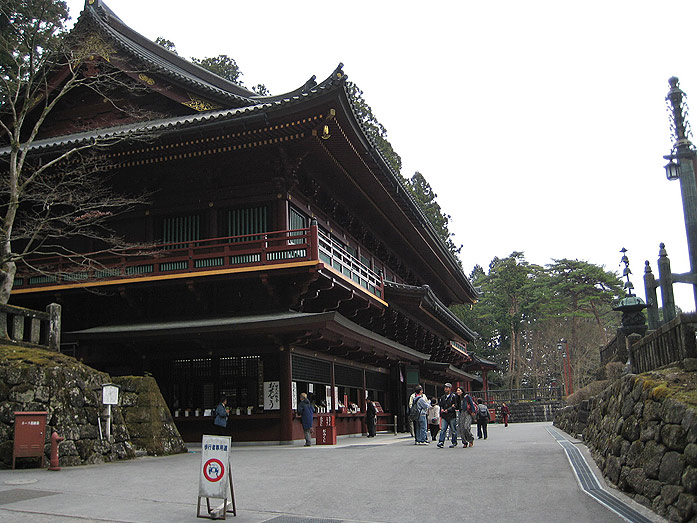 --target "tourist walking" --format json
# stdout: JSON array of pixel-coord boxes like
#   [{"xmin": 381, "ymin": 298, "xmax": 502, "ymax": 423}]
[
  {"xmin": 427, "ymin": 397, "xmax": 441, "ymax": 441},
  {"xmin": 366, "ymin": 396, "xmax": 377, "ymax": 437},
  {"xmin": 476, "ymin": 398, "xmax": 490, "ymax": 439},
  {"xmin": 437, "ymin": 383, "xmax": 458, "ymax": 448},
  {"xmin": 501, "ymin": 402, "xmax": 510, "ymax": 427},
  {"xmin": 411, "ymin": 385, "xmax": 431, "ymax": 445},
  {"xmin": 213, "ymin": 396, "xmax": 229, "ymax": 436},
  {"xmin": 298, "ymin": 392, "xmax": 315, "ymax": 446},
  {"xmin": 456, "ymin": 387, "xmax": 475, "ymax": 448}
]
